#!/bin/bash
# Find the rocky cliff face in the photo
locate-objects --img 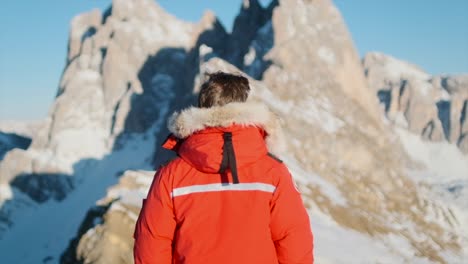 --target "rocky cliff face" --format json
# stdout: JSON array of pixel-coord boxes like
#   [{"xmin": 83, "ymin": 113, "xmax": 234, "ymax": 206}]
[
  {"xmin": 363, "ymin": 52, "xmax": 468, "ymax": 153},
  {"xmin": 0, "ymin": 0, "xmax": 467, "ymax": 263}
]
